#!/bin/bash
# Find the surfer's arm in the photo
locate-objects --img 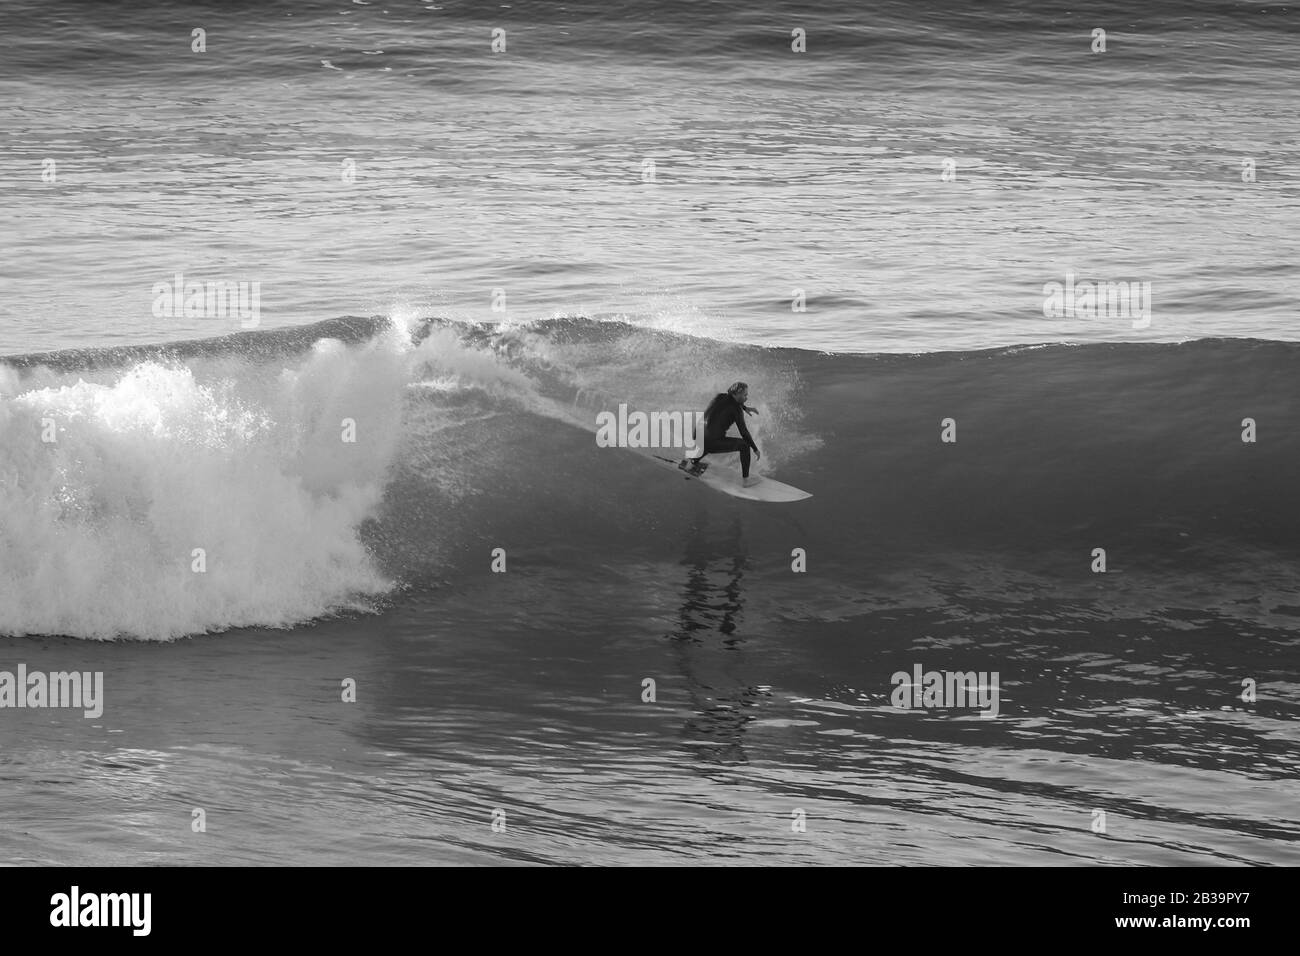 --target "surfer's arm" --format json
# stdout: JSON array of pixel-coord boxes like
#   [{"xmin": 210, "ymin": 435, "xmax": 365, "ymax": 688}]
[{"xmin": 735, "ymin": 412, "xmax": 759, "ymax": 454}]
